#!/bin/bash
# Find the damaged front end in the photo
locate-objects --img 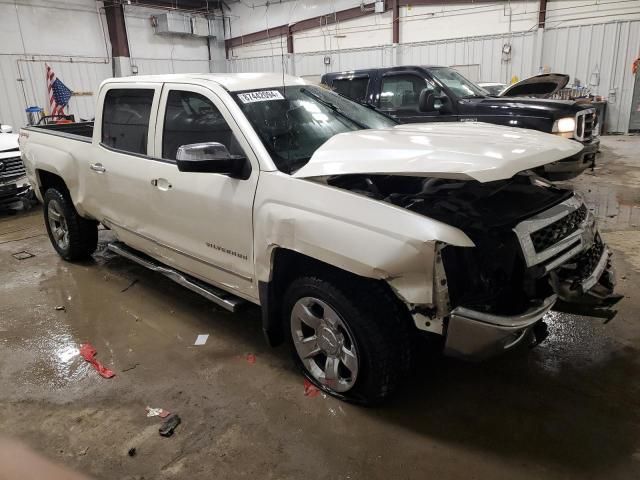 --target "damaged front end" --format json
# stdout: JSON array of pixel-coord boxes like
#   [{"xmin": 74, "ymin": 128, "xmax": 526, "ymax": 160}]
[{"xmin": 328, "ymin": 172, "xmax": 616, "ymax": 360}]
